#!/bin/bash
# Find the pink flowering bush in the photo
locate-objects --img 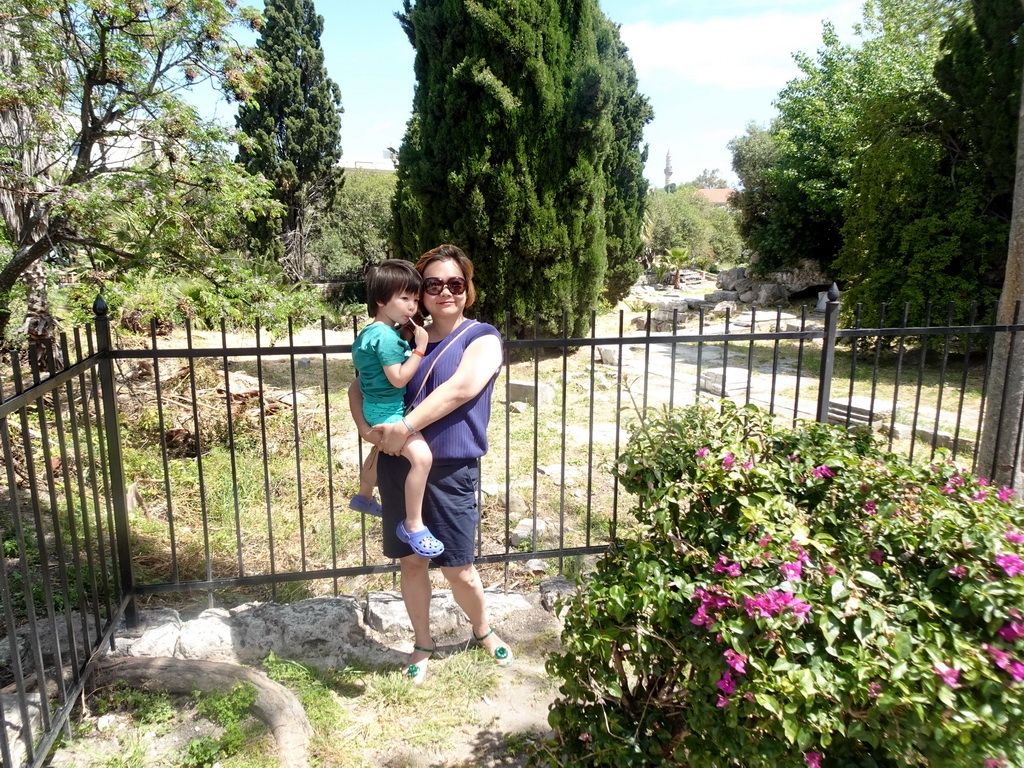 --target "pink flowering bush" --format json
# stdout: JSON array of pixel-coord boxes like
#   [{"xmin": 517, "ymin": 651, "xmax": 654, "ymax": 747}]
[{"xmin": 540, "ymin": 401, "xmax": 1024, "ymax": 767}]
